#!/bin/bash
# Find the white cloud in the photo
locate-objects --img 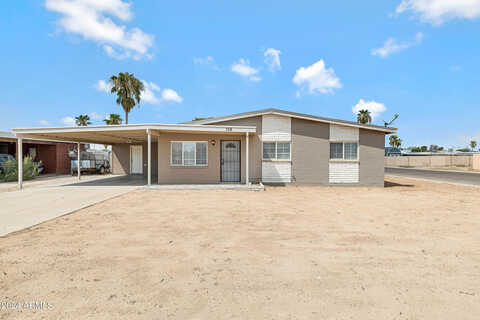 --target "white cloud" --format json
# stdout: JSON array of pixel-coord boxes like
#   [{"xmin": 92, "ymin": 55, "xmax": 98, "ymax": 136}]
[
  {"xmin": 396, "ymin": 0, "xmax": 480, "ymax": 25},
  {"xmin": 45, "ymin": 0, "xmax": 154, "ymax": 60},
  {"xmin": 264, "ymin": 48, "xmax": 281, "ymax": 72},
  {"xmin": 141, "ymin": 81, "xmax": 182, "ymax": 104},
  {"xmin": 141, "ymin": 81, "xmax": 161, "ymax": 104},
  {"xmin": 193, "ymin": 56, "xmax": 220, "ymax": 70},
  {"xmin": 89, "ymin": 112, "xmax": 103, "ymax": 120},
  {"xmin": 161, "ymin": 88, "xmax": 183, "ymax": 103},
  {"xmin": 372, "ymin": 32, "xmax": 423, "ymax": 58},
  {"xmin": 39, "ymin": 120, "xmax": 49, "ymax": 125},
  {"xmin": 95, "ymin": 79, "xmax": 112, "ymax": 92},
  {"xmin": 193, "ymin": 56, "xmax": 213, "ymax": 65},
  {"xmin": 352, "ymin": 99, "xmax": 387, "ymax": 120},
  {"xmin": 231, "ymin": 59, "xmax": 261, "ymax": 82},
  {"xmin": 292, "ymin": 59, "xmax": 342, "ymax": 95},
  {"xmin": 61, "ymin": 116, "xmax": 75, "ymax": 126}
]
